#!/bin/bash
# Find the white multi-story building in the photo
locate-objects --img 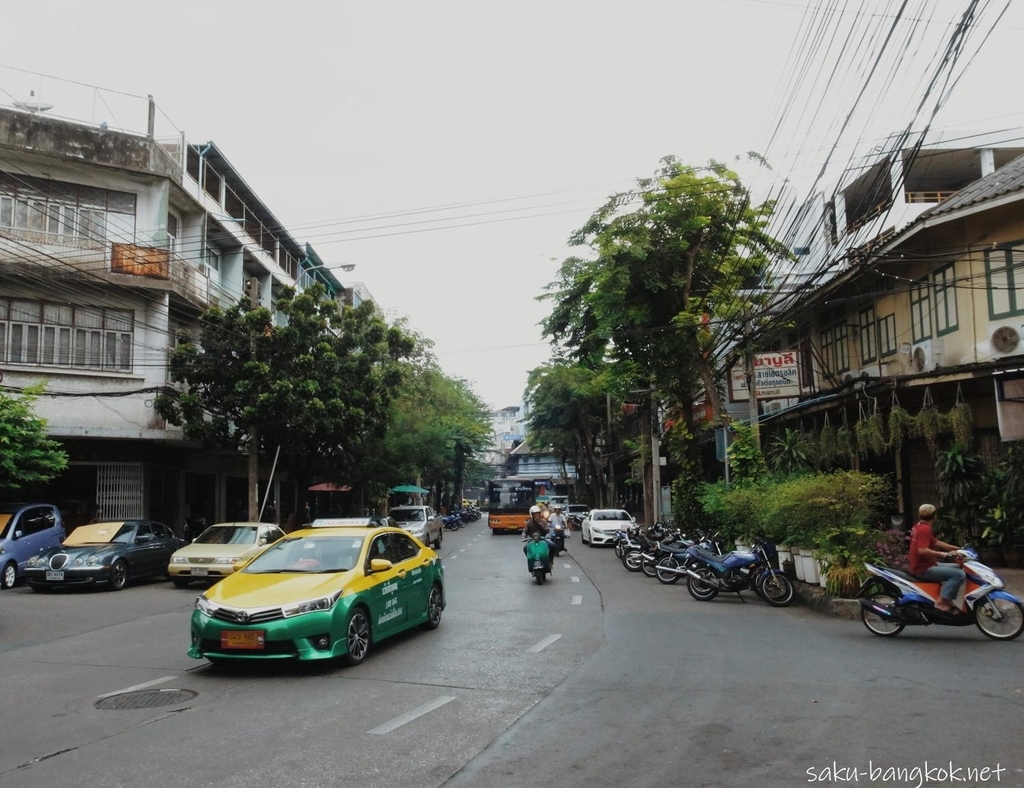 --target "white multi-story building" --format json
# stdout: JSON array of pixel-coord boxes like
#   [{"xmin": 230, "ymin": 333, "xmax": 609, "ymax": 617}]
[{"xmin": 0, "ymin": 97, "xmax": 345, "ymax": 532}]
